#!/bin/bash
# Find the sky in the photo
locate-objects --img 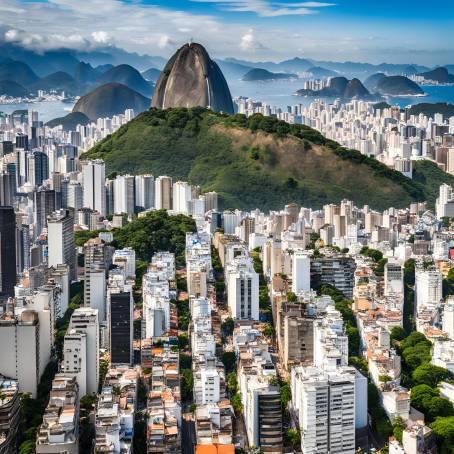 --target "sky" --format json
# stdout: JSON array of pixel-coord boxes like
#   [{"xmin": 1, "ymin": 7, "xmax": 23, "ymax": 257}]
[{"xmin": 0, "ymin": 0, "xmax": 453, "ymax": 65}]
